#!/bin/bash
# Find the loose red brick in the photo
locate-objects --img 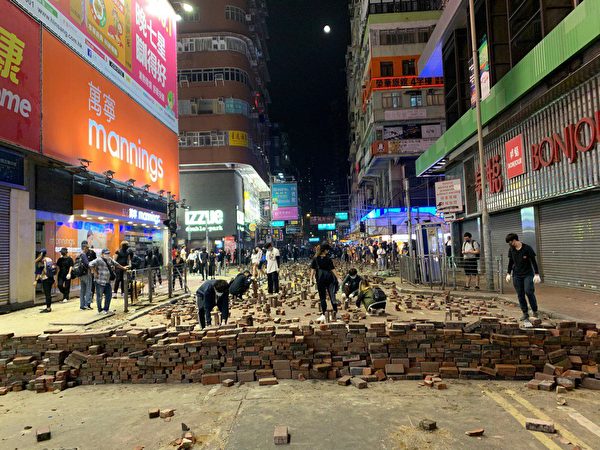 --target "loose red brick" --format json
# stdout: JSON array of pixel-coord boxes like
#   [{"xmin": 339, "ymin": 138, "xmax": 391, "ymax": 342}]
[
  {"xmin": 273, "ymin": 425, "xmax": 289, "ymax": 445},
  {"xmin": 465, "ymin": 428, "xmax": 485, "ymax": 437},
  {"xmin": 159, "ymin": 409, "xmax": 175, "ymax": 418},
  {"xmin": 259, "ymin": 377, "xmax": 279, "ymax": 386},
  {"xmin": 36, "ymin": 427, "xmax": 51, "ymax": 442},
  {"xmin": 222, "ymin": 379, "xmax": 235, "ymax": 387},
  {"xmin": 337, "ymin": 375, "xmax": 351, "ymax": 386},
  {"xmin": 148, "ymin": 408, "xmax": 160, "ymax": 419},
  {"xmin": 525, "ymin": 418, "xmax": 555, "ymax": 433}
]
